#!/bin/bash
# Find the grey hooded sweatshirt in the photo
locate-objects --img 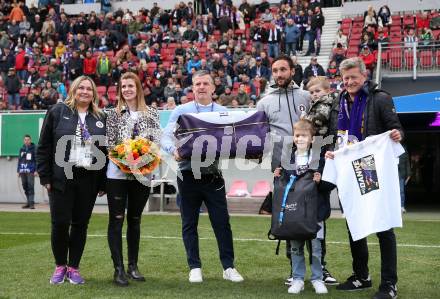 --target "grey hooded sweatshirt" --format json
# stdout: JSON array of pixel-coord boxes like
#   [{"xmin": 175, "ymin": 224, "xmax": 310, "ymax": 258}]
[{"xmin": 256, "ymin": 81, "xmax": 311, "ymax": 171}]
